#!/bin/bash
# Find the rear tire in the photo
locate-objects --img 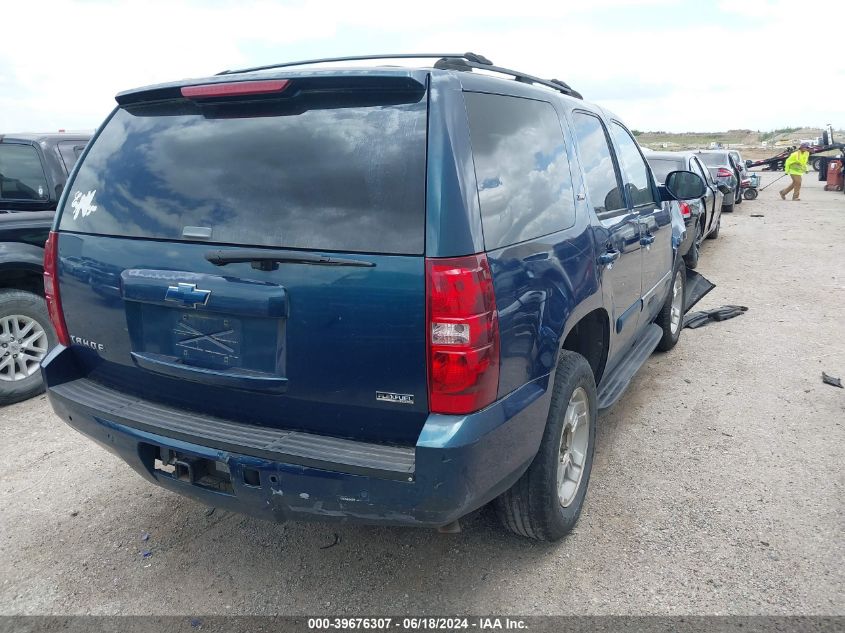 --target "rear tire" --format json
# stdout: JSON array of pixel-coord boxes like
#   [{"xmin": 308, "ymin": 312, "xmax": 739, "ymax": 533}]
[
  {"xmin": 0, "ymin": 290, "xmax": 55, "ymax": 406},
  {"xmin": 495, "ymin": 350, "xmax": 597, "ymax": 541},
  {"xmin": 655, "ymin": 261, "xmax": 686, "ymax": 352},
  {"xmin": 722, "ymin": 201, "xmax": 735, "ymax": 213}
]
